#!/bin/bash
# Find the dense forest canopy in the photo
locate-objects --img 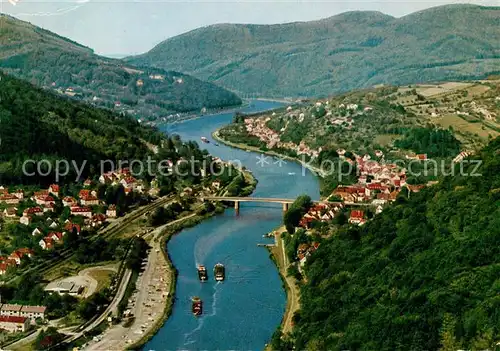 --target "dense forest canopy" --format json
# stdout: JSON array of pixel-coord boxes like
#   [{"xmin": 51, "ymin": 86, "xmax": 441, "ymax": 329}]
[
  {"xmin": 0, "ymin": 72, "xmax": 159, "ymax": 184},
  {"xmin": 283, "ymin": 137, "xmax": 500, "ymax": 350},
  {"xmin": 393, "ymin": 127, "xmax": 461, "ymax": 157}
]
